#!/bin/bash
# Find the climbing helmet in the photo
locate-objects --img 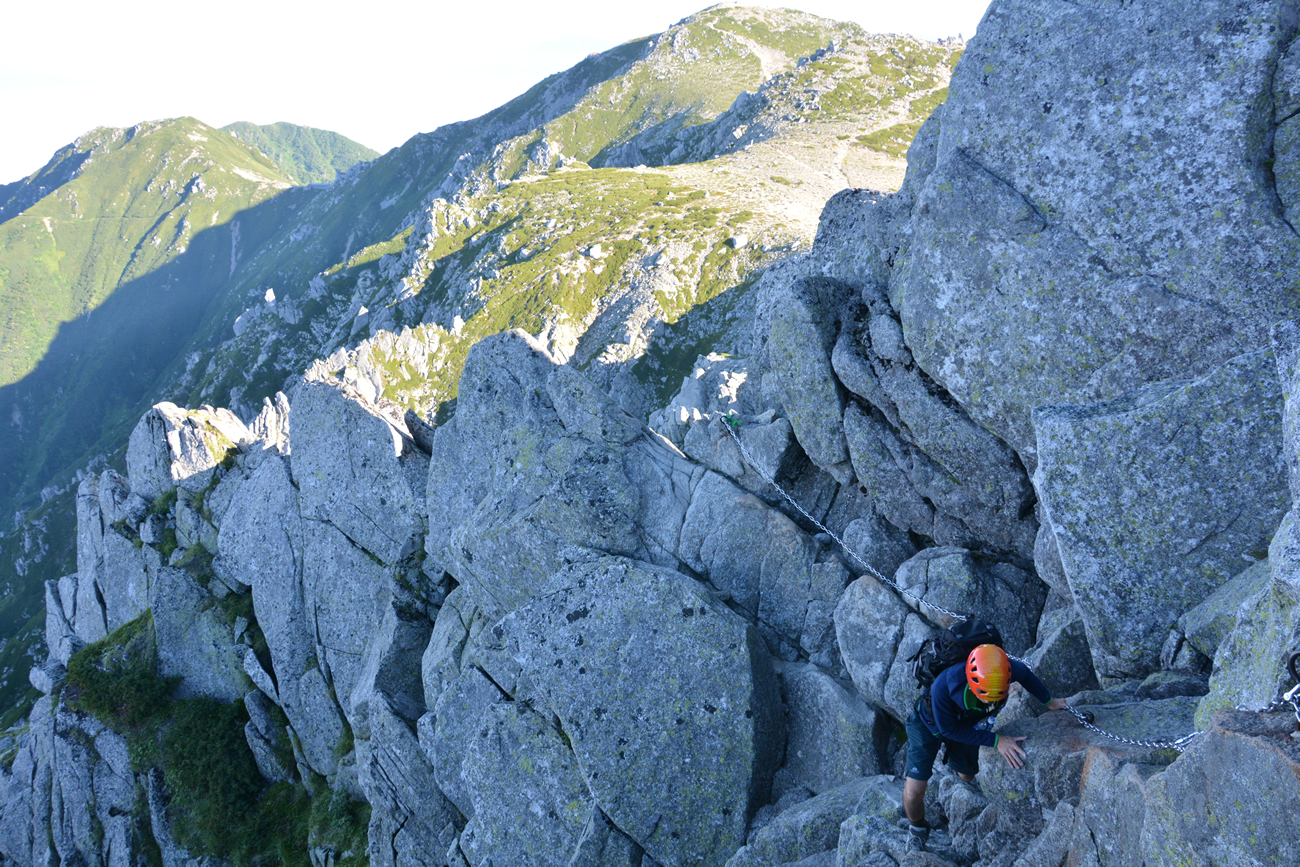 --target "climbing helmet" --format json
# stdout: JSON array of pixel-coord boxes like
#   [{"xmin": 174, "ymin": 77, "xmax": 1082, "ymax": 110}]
[{"xmin": 966, "ymin": 643, "xmax": 1011, "ymax": 703}]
